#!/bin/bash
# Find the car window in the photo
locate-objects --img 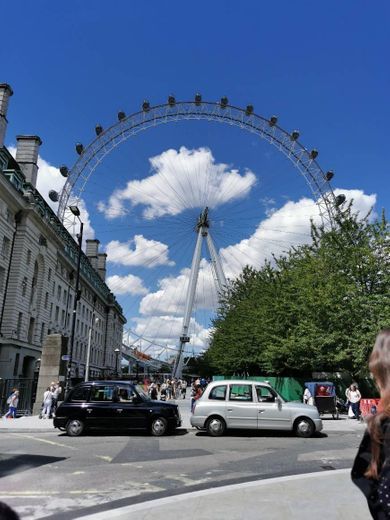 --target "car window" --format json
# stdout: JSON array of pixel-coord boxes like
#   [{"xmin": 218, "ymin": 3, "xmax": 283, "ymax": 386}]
[
  {"xmin": 229, "ymin": 384, "xmax": 253, "ymax": 402},
  {"xmin": 209, "ymin": 385, "xmax": 227, "ymax": 400},
  {"xmin": 90, "ymin": 385, "xmax": 114, "ymax": 402},
  {"xmin": 117, "ymin": 386, "xmax": 137, "ymax": 402},
  {"xmin": 70, "ymin": 386, "xmax": 90, "ymax": 402},
  {"xmin": 255, "ymin": 386, "xmax": 276, "ymax": 403}
]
